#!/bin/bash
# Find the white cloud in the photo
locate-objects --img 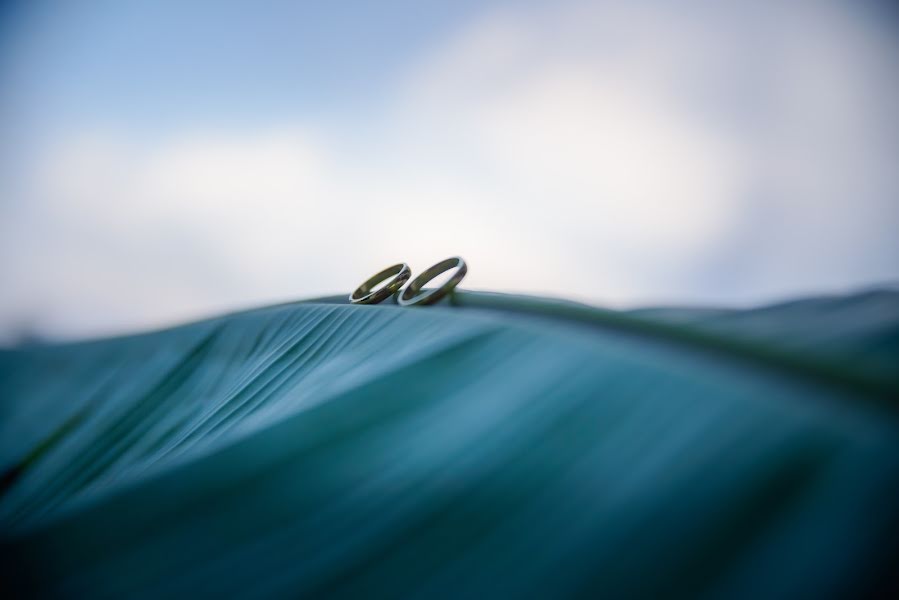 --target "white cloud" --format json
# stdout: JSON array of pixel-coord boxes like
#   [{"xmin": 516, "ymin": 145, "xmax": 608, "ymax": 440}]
[{"xmin": 1, "ymin": 0, "xmax": 897, "ymax": 341}]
